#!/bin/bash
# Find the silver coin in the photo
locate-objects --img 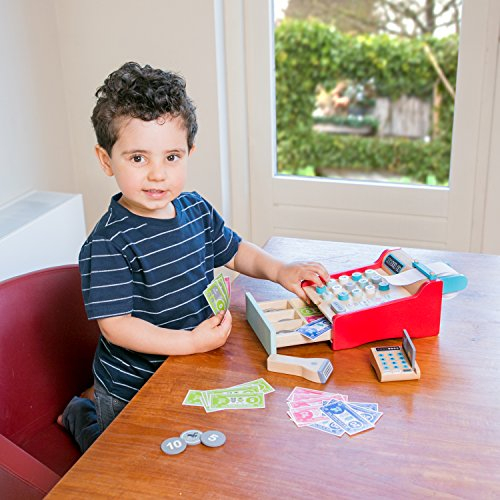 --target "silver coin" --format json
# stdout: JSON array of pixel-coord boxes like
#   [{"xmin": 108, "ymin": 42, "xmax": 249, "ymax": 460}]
[
  {"xmin": 201, "ymin": 430, "xmax": 226, "ymax": 448},
  {"xmin": 180, "ymin": 429, "xmax": 203, "ymax": 446},
  {"xmin": 160, "ymin": 437, "xmax": 187, "ymax": 455}
]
